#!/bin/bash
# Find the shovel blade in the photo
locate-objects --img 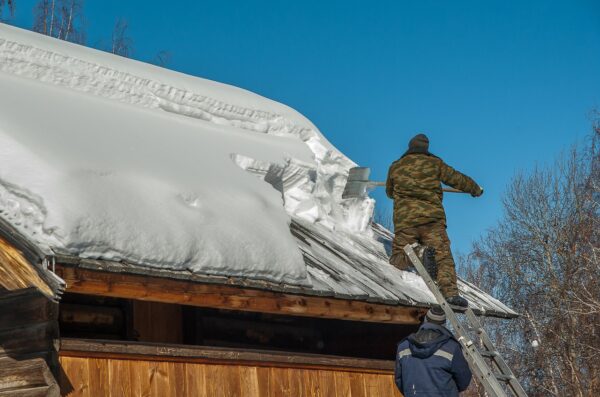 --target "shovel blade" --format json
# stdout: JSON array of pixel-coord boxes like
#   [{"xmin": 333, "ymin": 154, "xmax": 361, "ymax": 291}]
[
  {"xmin": 342, "ymin": 167, "xmax": 371, "ymax": 199},
  {"xmin": 347, "ymin": 167, "xmax": 371, "ymax": 182}
]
